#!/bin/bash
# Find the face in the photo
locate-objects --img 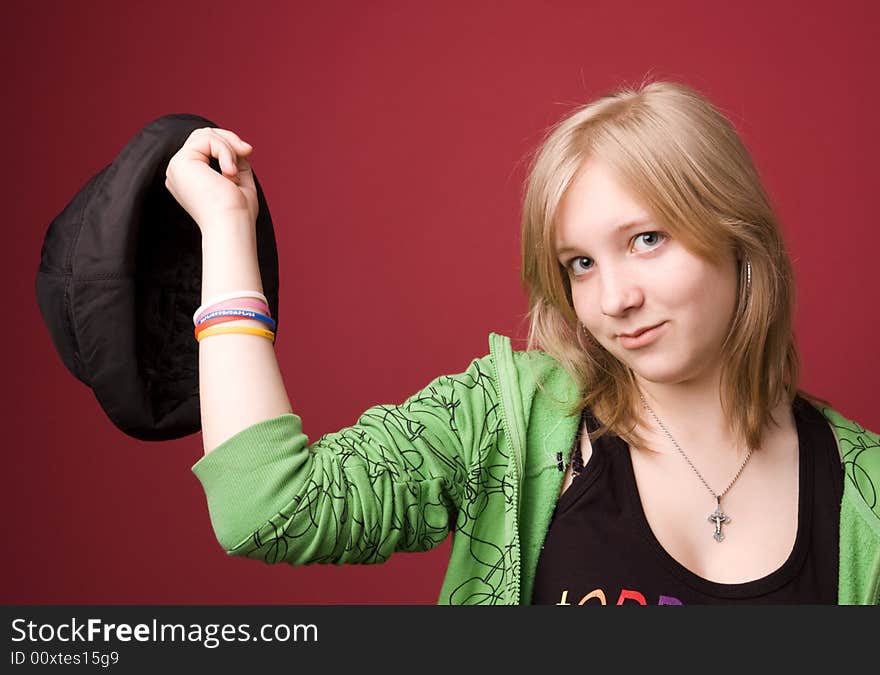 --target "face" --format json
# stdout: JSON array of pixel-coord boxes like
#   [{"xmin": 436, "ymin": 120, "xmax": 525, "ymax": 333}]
[{"xmin": 554, "ymin": 158, "xmax": 740, "ymax": 388}]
